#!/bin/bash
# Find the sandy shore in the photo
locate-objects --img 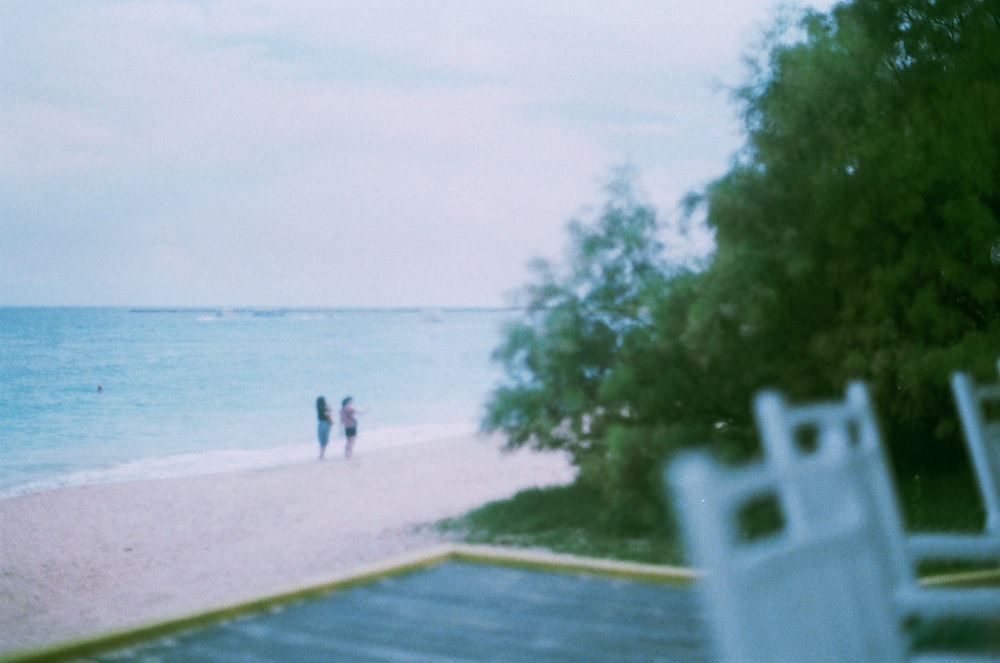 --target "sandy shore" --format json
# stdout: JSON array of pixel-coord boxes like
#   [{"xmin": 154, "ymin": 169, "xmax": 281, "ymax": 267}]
[{"xmin": 0, "ymin": 435, "xmax": 575, "ymax": 655}]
